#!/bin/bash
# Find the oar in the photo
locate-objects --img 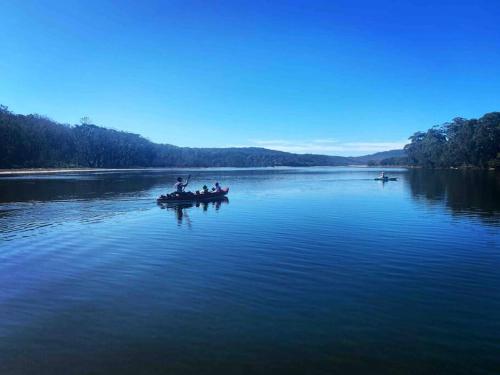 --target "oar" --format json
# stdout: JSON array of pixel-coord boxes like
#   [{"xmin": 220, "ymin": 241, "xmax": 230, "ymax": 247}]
[{"xmin": 183, "ymin": 174, "xmax": 192, "ymax": 191}]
